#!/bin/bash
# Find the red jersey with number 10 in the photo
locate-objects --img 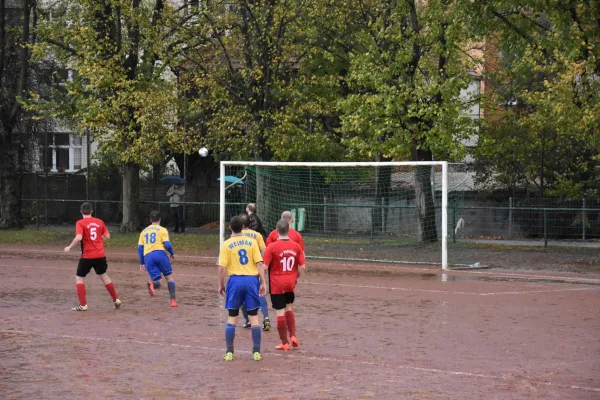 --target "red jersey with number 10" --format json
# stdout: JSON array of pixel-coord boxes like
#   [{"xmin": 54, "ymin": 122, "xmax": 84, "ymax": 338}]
[
  {"xmin": 263, "ymin": 239, "xmax": 306, "ymax": 294},
  {"xmin": 76, "ymin": 217, "xmax": 108, "ymax": 259}
]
